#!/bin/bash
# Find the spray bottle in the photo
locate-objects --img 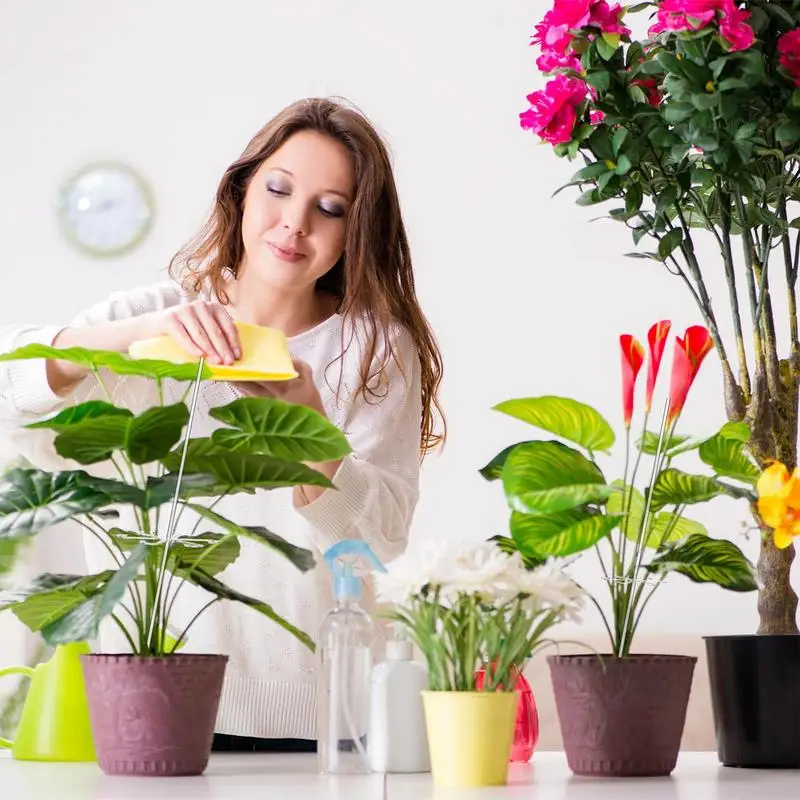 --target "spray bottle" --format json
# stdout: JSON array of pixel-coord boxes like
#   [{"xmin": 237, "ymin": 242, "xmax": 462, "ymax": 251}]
[{"xmin": 317, "ymin": 540, "xmax": 386, "ymax": 774}]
